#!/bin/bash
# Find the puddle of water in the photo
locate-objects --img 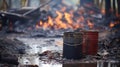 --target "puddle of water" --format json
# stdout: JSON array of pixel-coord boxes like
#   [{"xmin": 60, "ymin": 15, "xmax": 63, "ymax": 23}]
[
  {"xmin": 18, "ymin": 60, "xmax": 119, "ymax": 67},
  {"xmin": 18, "ymin": 55, "xmax": 40, "ymax": 65},
  {"xmin": 17, "ymin": 37, "xmax": 119, "ymax": 67},
  {"xmin": 40, "ymin": 64, "xmax": 62, "ymax": 67}
]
